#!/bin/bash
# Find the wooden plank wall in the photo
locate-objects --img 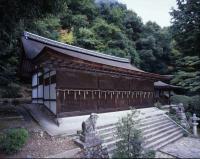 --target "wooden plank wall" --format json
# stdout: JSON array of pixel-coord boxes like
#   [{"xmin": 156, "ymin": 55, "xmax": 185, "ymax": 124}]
[{"xmin": 56, "ymin": 69, "xmax": 154, "ymax": 116}]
